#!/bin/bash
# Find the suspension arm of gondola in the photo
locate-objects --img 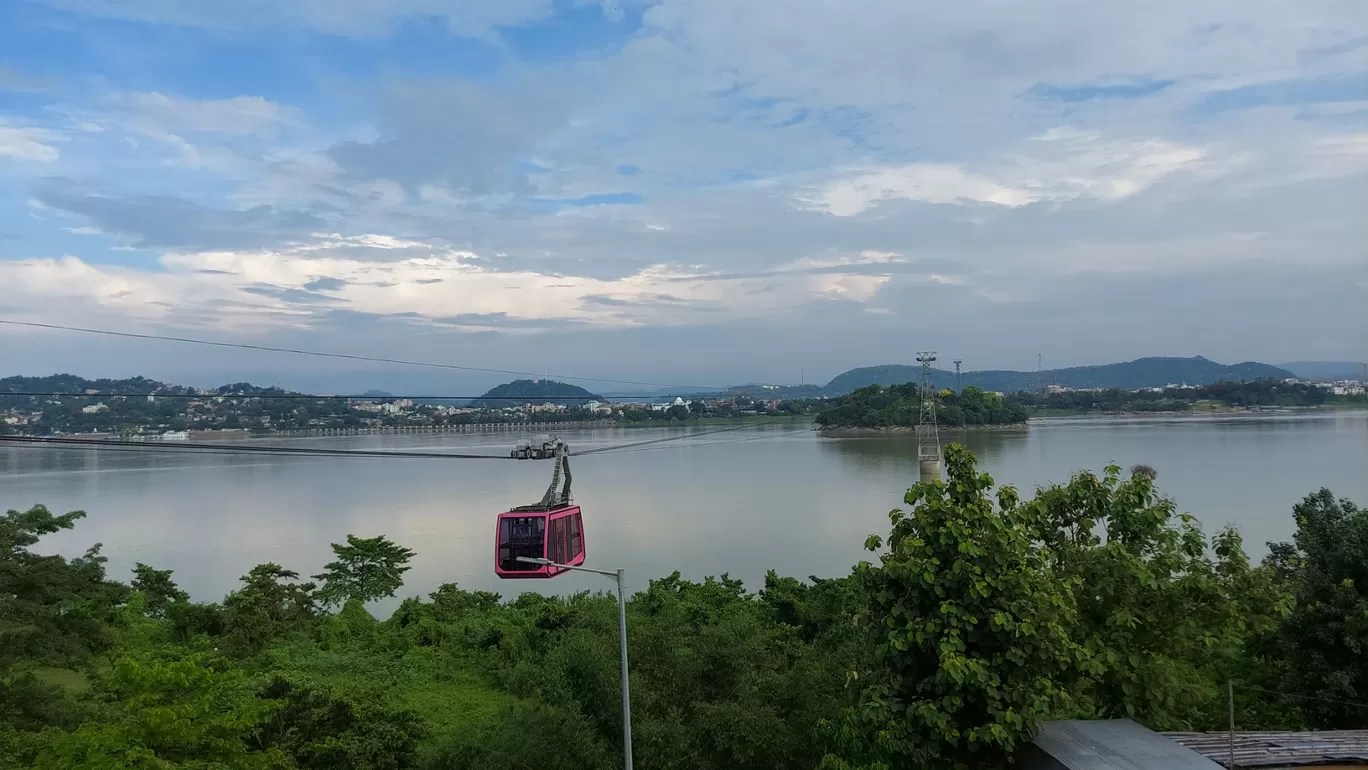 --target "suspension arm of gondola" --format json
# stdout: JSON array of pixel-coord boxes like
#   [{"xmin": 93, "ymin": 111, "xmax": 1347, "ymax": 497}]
[{"xmin": 516, "ymin": 557, "xmax": 632, "ymax": 770}]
